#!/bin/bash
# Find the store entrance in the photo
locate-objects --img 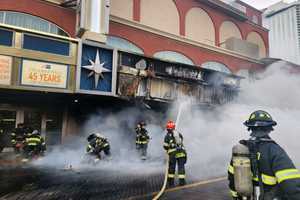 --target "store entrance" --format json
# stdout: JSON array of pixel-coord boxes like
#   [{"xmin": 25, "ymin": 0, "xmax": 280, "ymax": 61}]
[
  {"xmin": 0, "ymin": 106, "xmax": 63, "ymax": 150},
  {"xmin": 45, "ymin": 112, "xmax": 63, "ymax": 145},
  {"xmin": 24, "ymin": 110, "xmax": 62, "ymax": 146},
  {"xmin": 24, "ymin": 110, "xmax": 42, "ymax": 132},
  {"xmin": 0, "ymin": 110, "xmax": 16, "ymax": 149}
]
